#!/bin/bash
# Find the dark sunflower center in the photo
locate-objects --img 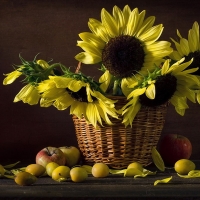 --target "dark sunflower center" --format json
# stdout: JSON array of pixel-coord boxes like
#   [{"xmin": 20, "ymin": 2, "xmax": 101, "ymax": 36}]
[
  {"xmin": 139, "ymin": 74, "xmax": 177, "ymax": 107},
  {"xmin": 66, "ymin": 87, "xmax": 89, "ymax": 102},
  {"xmin": 66, "ymin": 87, "xmax": 97, "ymax": 102},
  {"xmin": 184, "ymin": 51, "xmax": 200, "ymax": 75},
  {"xmin": 102, "ymin": 35, "xmax": 145, "ymax": 78}
]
